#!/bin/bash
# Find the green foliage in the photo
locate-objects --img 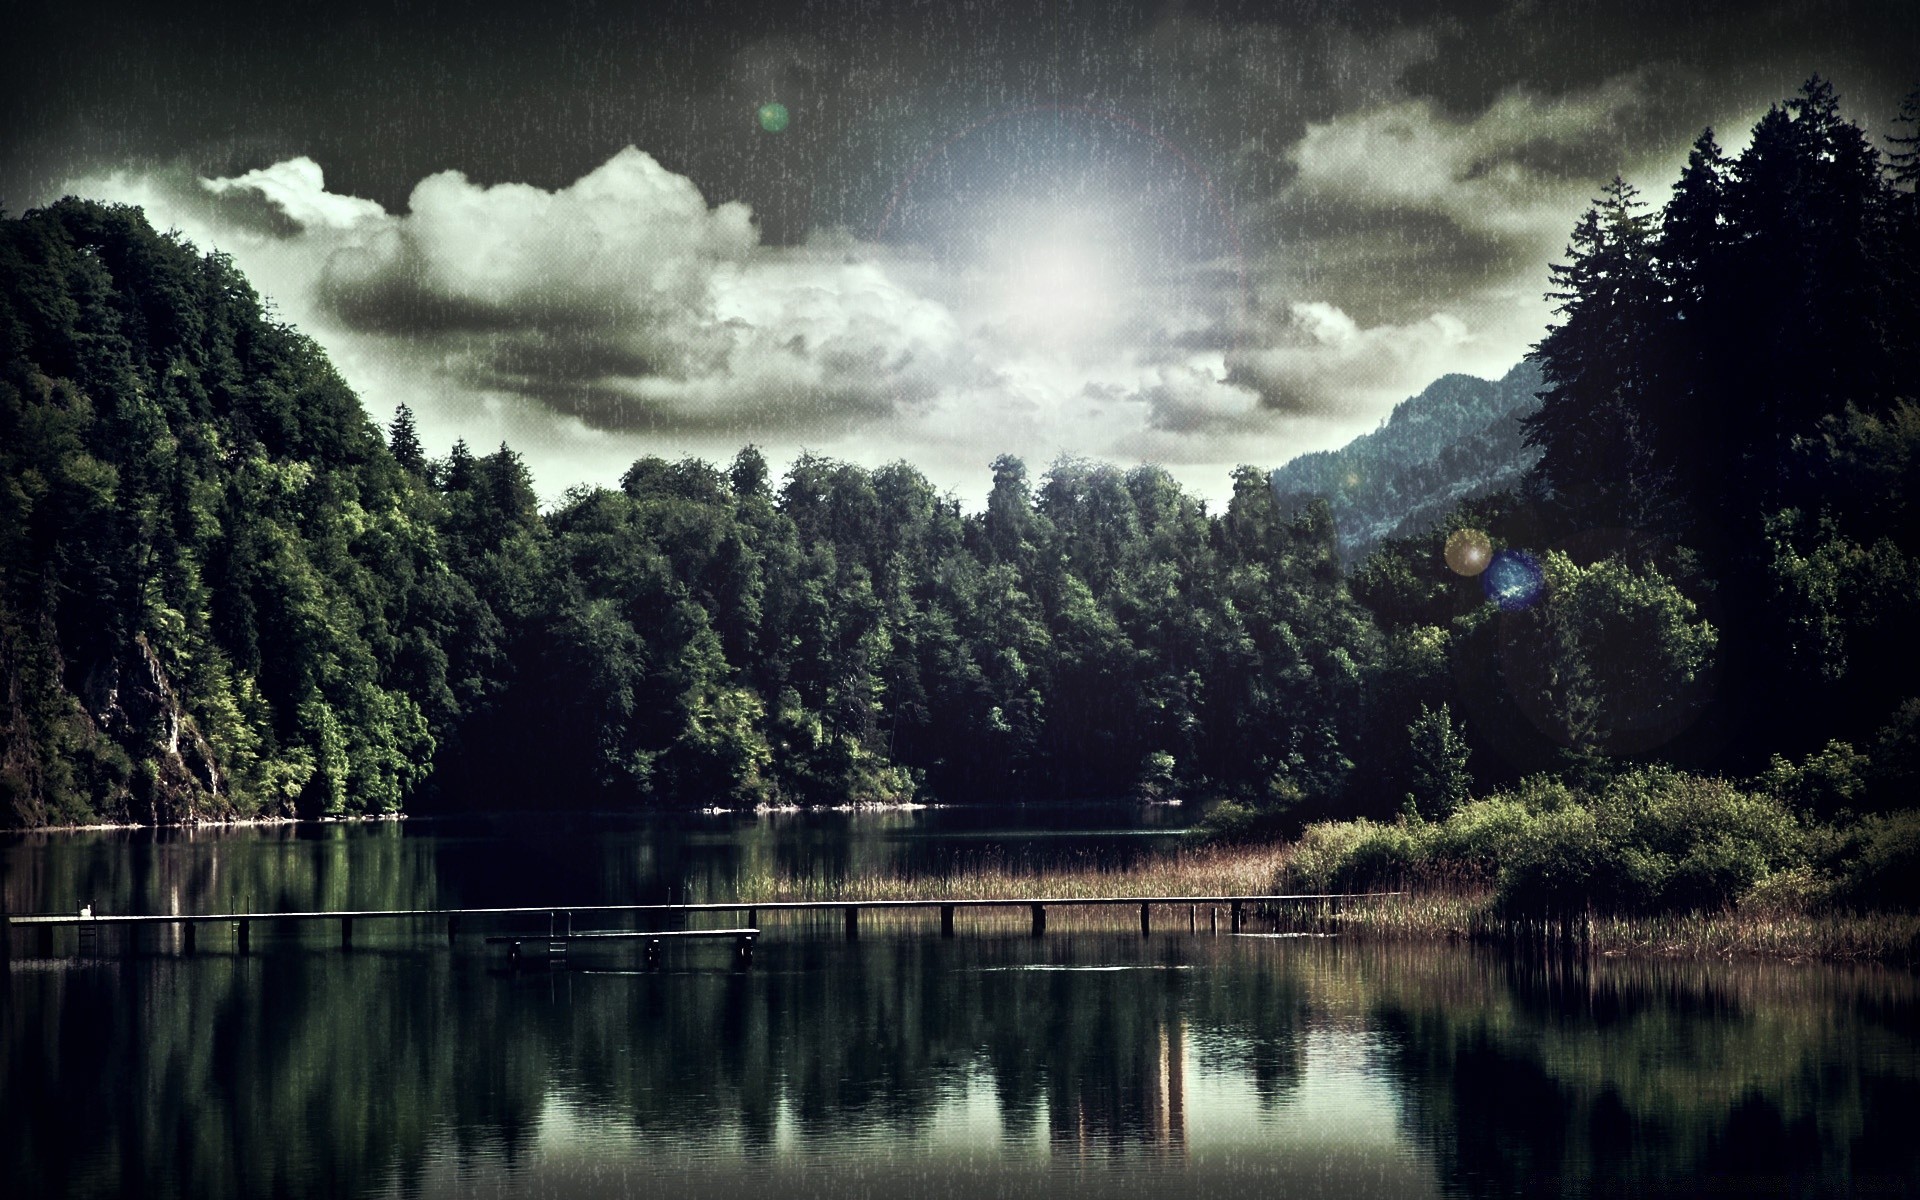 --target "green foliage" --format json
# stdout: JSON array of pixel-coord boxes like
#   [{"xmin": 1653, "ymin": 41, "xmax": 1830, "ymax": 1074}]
[
  {"xmin": 0, "ymin": 199, "xmax": 449, "ymax": 822},
  {"xmin": 6, "ymin": 74, "xmax": 1919, "ymax": 845},
  {"xmin": 1287, "ymin": 769, "xmax": 1801, "ymax": 916},
  {"xmin": 1500, "ymin": 552, "xmax": 1719, "ymax": 756},
  {"xmin": 1404, "ymin": 702, "xmax": 1471, "ymax": 821},
  {"xmin": 1758, "ymin": 739, "xmax": 1870, "ymax": 819},
  {"xmin": 1833, "ymin": 810, "xmax": 1920, "ymax": 909}
]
